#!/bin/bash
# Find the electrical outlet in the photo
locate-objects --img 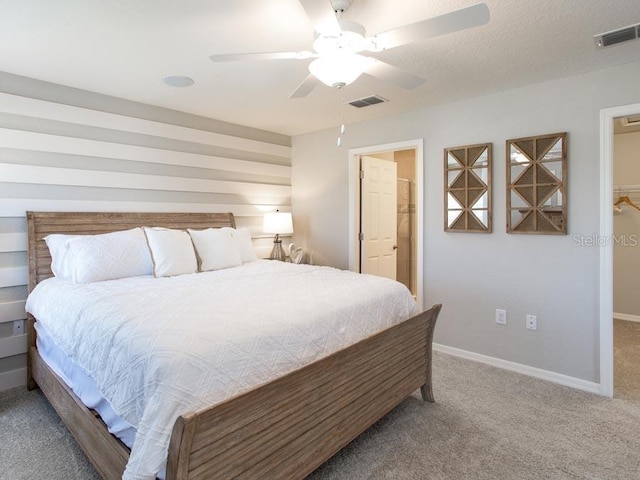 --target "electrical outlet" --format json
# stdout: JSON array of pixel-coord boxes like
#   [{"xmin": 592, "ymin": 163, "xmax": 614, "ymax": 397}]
[
  {"xmin": 495, "ymin": 309, "xmax": 507, "ymax": 325},
  {"xmin": 526, "ymin": 314, "xmax": 537, "ymax": 331},
  {"xmin": 13, "ymin": 319, "xmax": 25, "ymax": 336}
]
